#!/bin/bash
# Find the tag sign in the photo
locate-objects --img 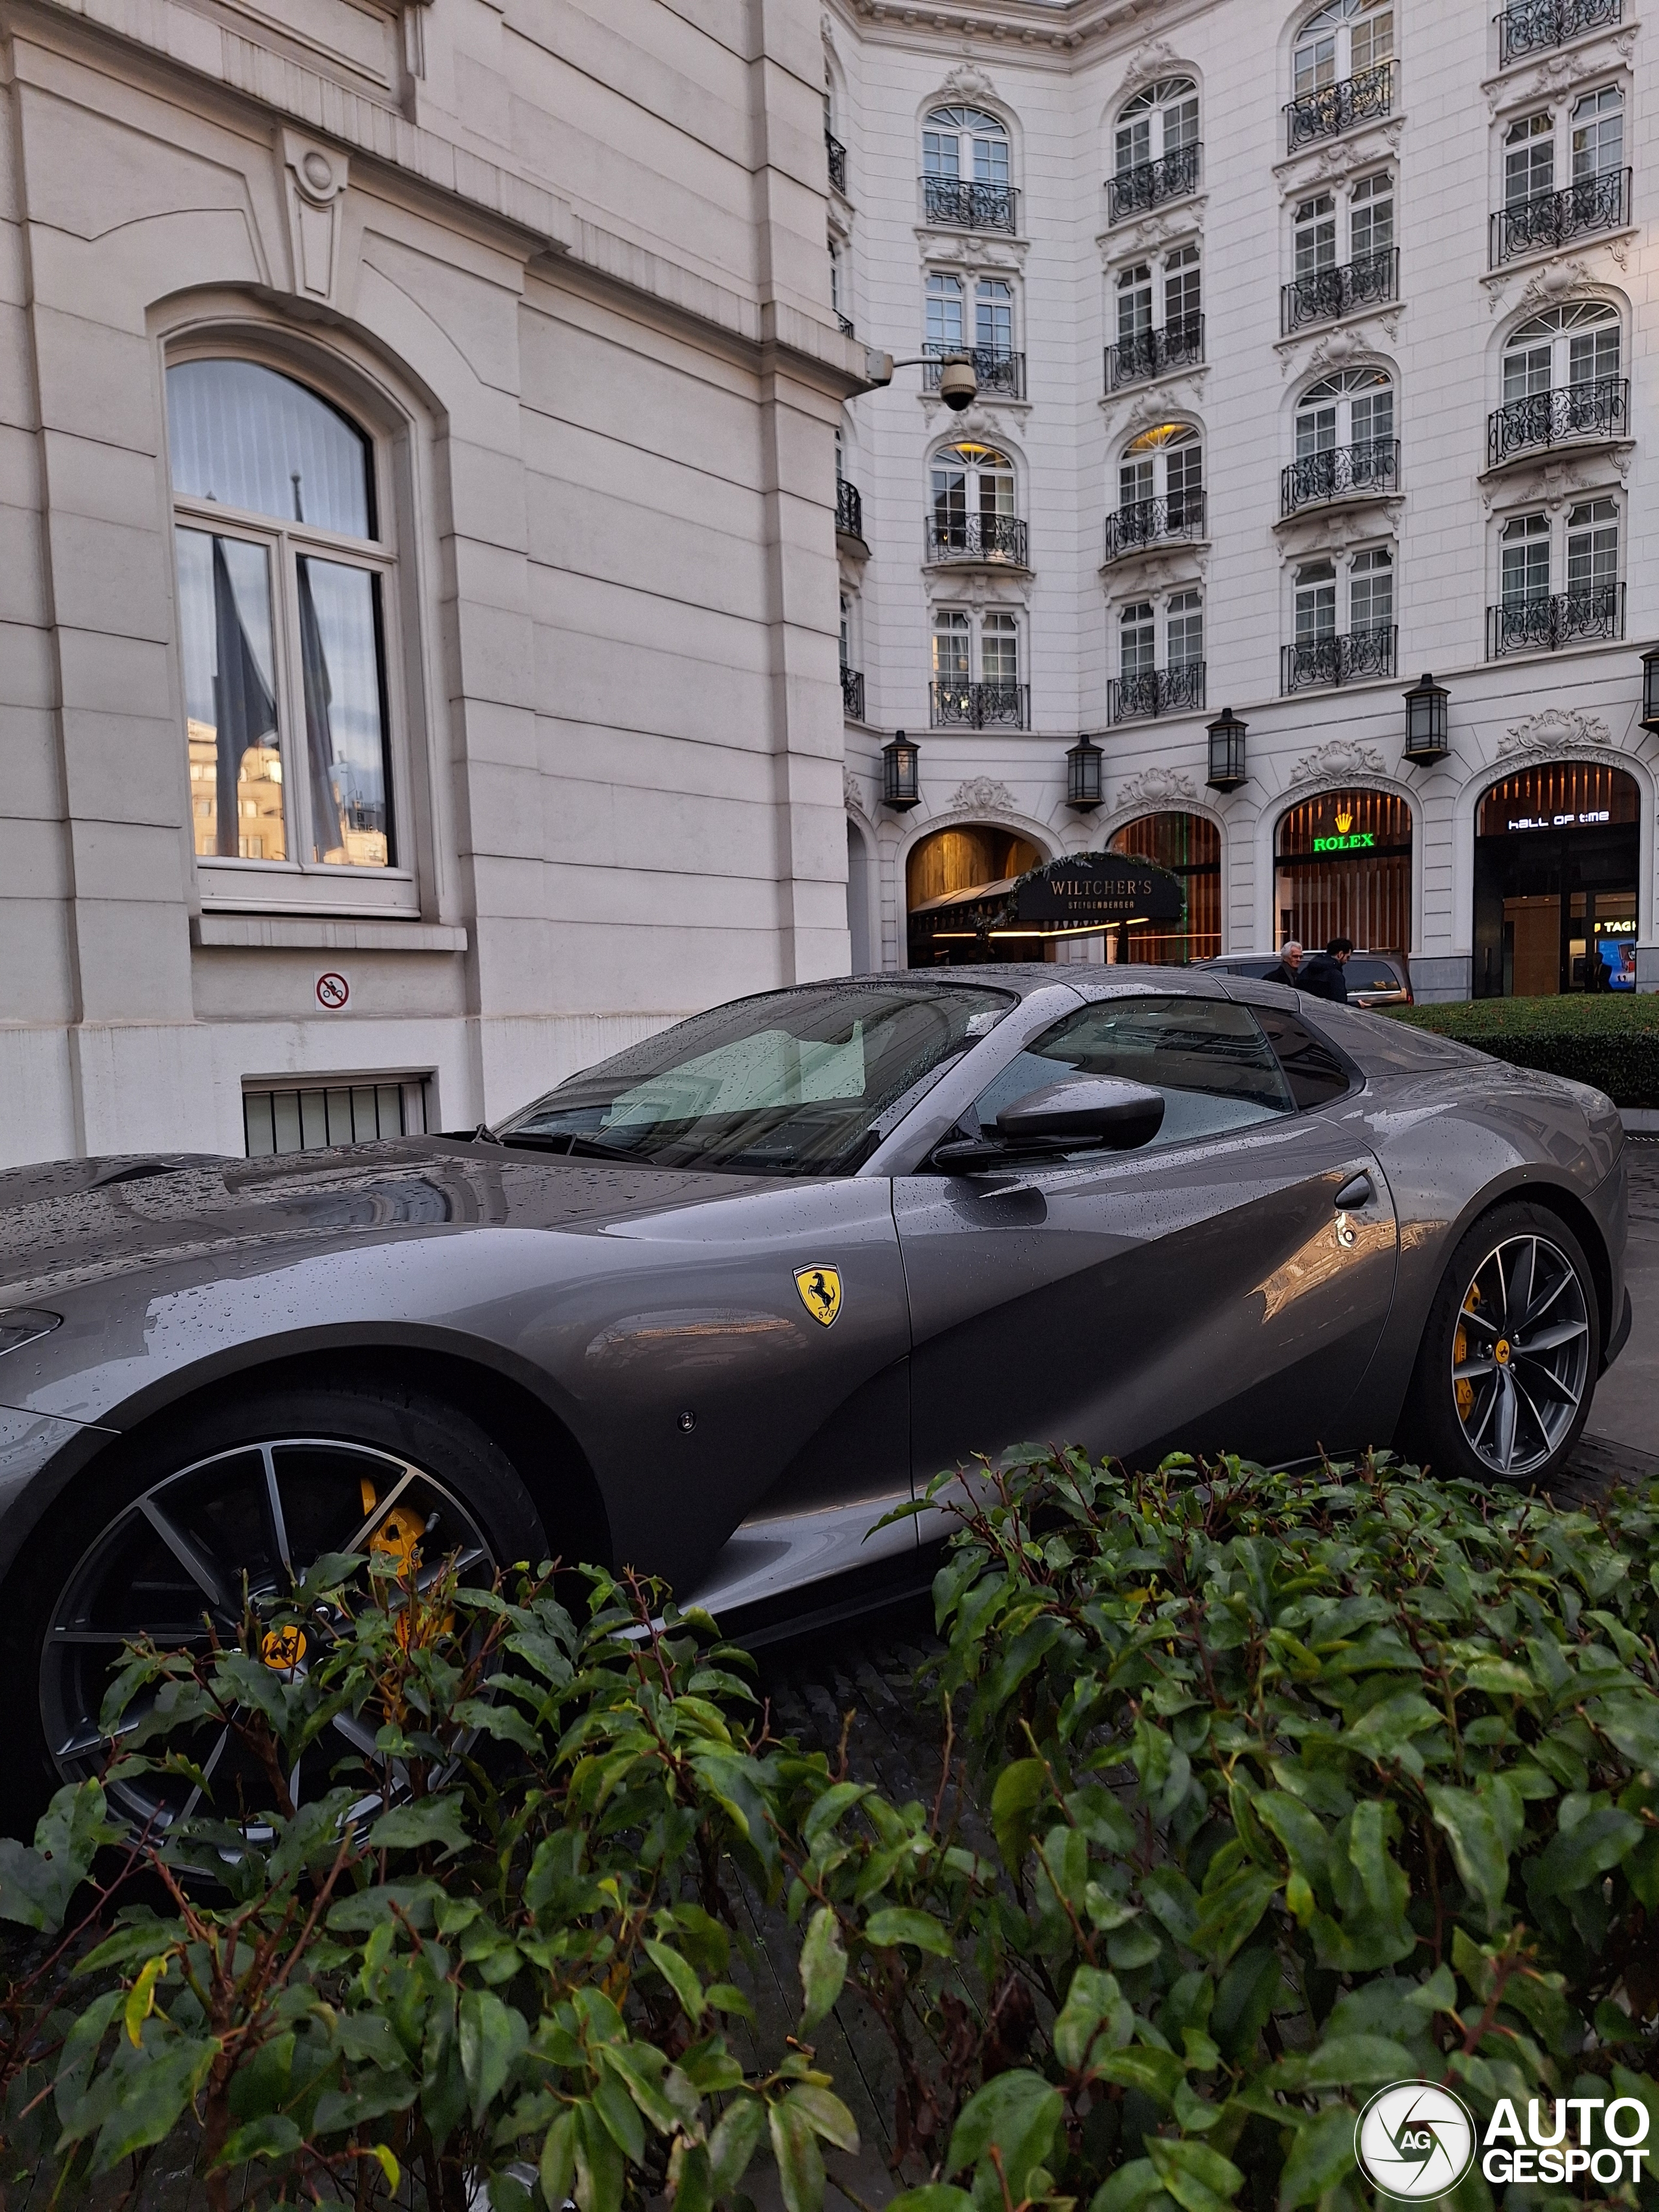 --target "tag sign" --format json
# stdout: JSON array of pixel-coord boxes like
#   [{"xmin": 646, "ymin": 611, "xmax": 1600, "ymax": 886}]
[{"xmin": 315, "ymin": 970, "xmax": 350, "ymax": 1011}]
